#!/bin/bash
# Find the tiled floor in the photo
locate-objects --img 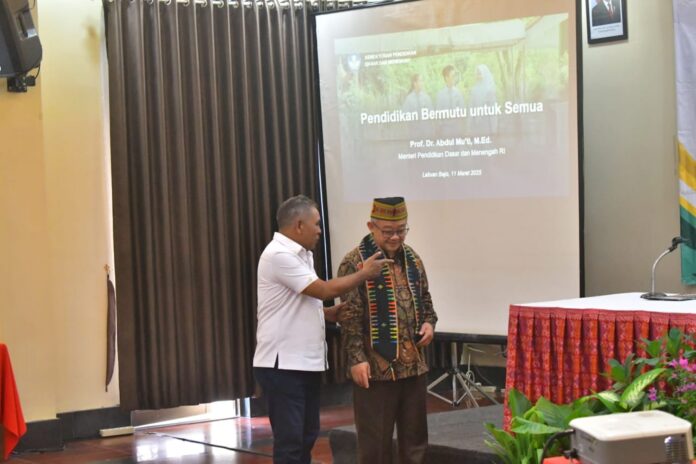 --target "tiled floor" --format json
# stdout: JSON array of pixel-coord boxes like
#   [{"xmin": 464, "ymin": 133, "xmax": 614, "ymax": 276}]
[{"xmin": 6, "ymin": 393, "xmax": 496, "ymax": 463}]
